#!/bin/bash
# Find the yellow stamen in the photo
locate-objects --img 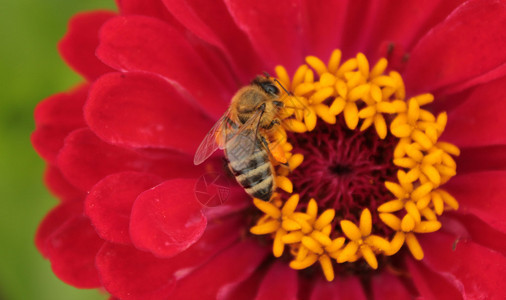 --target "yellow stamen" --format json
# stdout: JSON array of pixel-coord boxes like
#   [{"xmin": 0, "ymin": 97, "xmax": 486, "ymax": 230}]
[
  {"xmin": 360, "ymin": 245, "xmax": 378, "ymax": 269},
  {"xmin": 405, "ymin": 233, "xmax": 424, "ymax": 260},
  {"xmin": 319, "ymin": 255, "xmax": 335, "ymax": 281},
  {"xmin": 385, "ymin": 232, "xmax": 405, "ymax": 256},
  {"xmin": 281, "ymin": 194, "xmax": 299, "ymax": 215},
  {"xmin": 335, "ymin": 80, "xmax": 348, "ymax": 98},
  {"xmin": 306, "ymin": 56, "xmax": 327, "ymax": 76},
  {"xmin": 304, "ymin": 107, "xmax": 317, "ymax": 131},
  {"xmin": 290, "ymin": 253, "xmax": 319, "ymax": 269},
  {"xmin": 314, "ymin": 209, "xmax": 335, "ymax": 230},
  {"xmin": 282, "ymin": 219, "xmax": 302, "ymax": 231},
  {"xmin": 401, "ymin": 214, "xmax": 416, "ymax": 232},
  {"xmin": 274, "ymin": 65, "xmax": 290, "ymax": 89},
  {"xmin": 379, "ymin": 213, "xmax": 401, "ymax": 231},
  {"xmin": 378, "ymin": 199, "xmax": 404, "ymax": 213},
  {"xmin": 314, "ymin": 104, "xmax": 336, "ymax": 124},
  {"xmin": 344, "ymin": 102, "xmax": 359, "ymax": 129},
  {"xmin": 310, "ymin": 231, "xmax": 332, "ymax": 246},
  {"xmin": 288, "ymin": 153, "xmax": 304, "ymax": 170},
  {"xmin": 327, "ymin": 49, "xmax": 342, "ymax": 74},
  {"xmin": 273, "ymin": 229, "xmax": 286, "ymax": 257},
  {"xmin": 370, "ymin": 58, "xmax": 388, "ymax": 78},
  {"xmin": 326, "ymin": 237, "xmax": 346, "ymax": 252},
  {"xmin": 437, "ymin": 189, "xmax": 459, "ymax": 210},
  {"xmin": 253, "ymin": 198, "xmax": 281, "ymax": 219},
  {"xmin": 283, "ymin": 118, "xmax": 306, "ymax": 133},
  {"xmin": 329, "ymin": 97, "xmax": 346, "ymax": 115},
  {"xmin": 282, "ymin": 231, "xmax": 303, "ymax": 244},
  {"xmin": 411, "ymin": 182, "xmax": 433, "ymax": 200},
  {"xmin": 420, "ymin": 207, "xmax": 437, "ymax": 221},
  {"xmin": 301, "ymin": 236, "xmax": 324, "ymax": 255},
  {"xmin": 251, "ymin": 49, "xmax": 459, "ymax": 280},
  {"xmin": 356, "ymin": 53, "xmax": 370, "ymax": 78},
  {"xmin": 337, "ymin": 241, "xmax": 359, "ymax": 263},
  {"xmin": 295, "ymin": 245, "xmax": 308, "ymax": 261},
  {"xmin": 337, "ymin": 58, "xmax": 358, "ymax": 76},
  {"xmin": 341, "ymin": 220, "xmax": 362, "ymax": 241},
  {"xmin": 306, "ymin": 198, "xmax": 318, "ymax": 221},
  {"xmin": 250, "ymin": 220, "xmax": 280, "ymax": 235},
  {"xmin": 405, "ymin": 201, "xmax": 421, "ymax": 223},
  {"xmin": 365, "ymin": 235, "xmax": 391, "ymax": 252},
  {"xmin": 359, "ymin": 208, "xmax": 372, "ymax": 236},
  {"xmin": 414, "ymin": 221, "xmax": 441, "ymax": 233}
]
